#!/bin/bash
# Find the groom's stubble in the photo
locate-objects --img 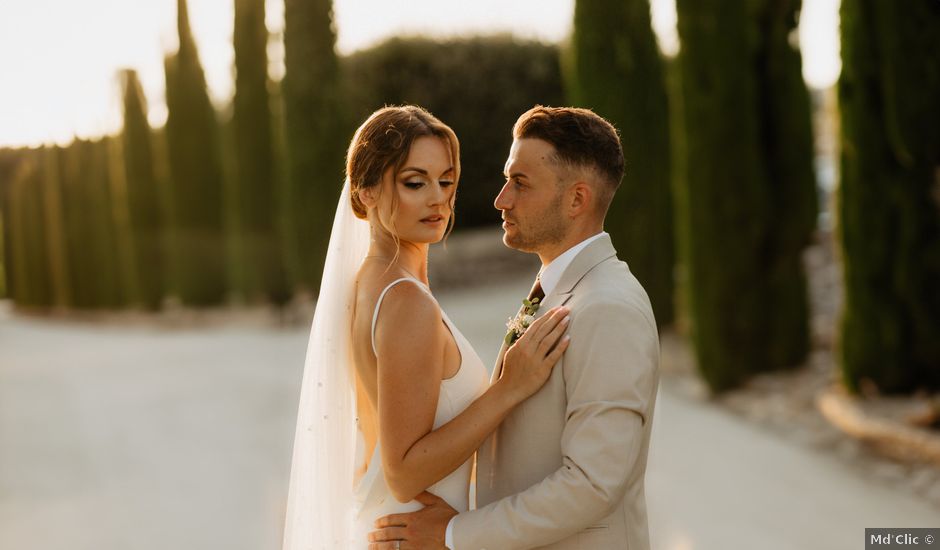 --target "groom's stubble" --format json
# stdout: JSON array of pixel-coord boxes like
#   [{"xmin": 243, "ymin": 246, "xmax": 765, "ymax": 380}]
[{"xmin": 502, "ymin": 189, "xmax": 568, "ymax": 254}]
